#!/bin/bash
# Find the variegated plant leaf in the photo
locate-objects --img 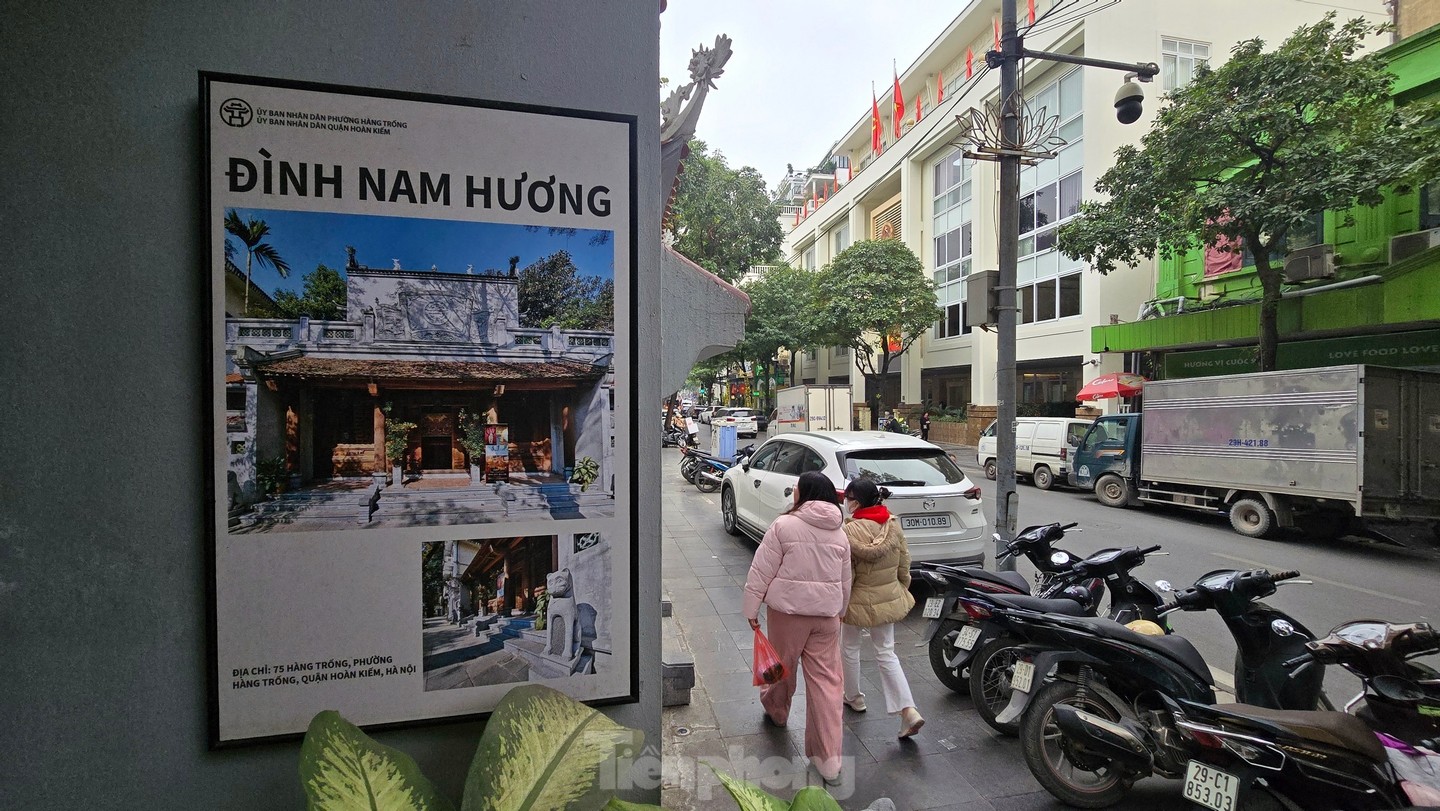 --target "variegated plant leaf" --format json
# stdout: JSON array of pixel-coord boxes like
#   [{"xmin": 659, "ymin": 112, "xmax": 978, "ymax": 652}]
[
  {"xmin": 463, "ymin": 684, "xmax": 644, "ymax": 811},
  {"xmin": 299, "ymin": 710, "xmax": 453, "ymax": 811},
  {"xmin": 786, "ymin": 786, "xmax": 844, "ymax": 811},
  {"xmin": 600, "ymin": 799, "xmax": 666, "ymax": 811},
  {"xmin": 710, "ymin": 768, "xmax": 788, "ymax": 811}
]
